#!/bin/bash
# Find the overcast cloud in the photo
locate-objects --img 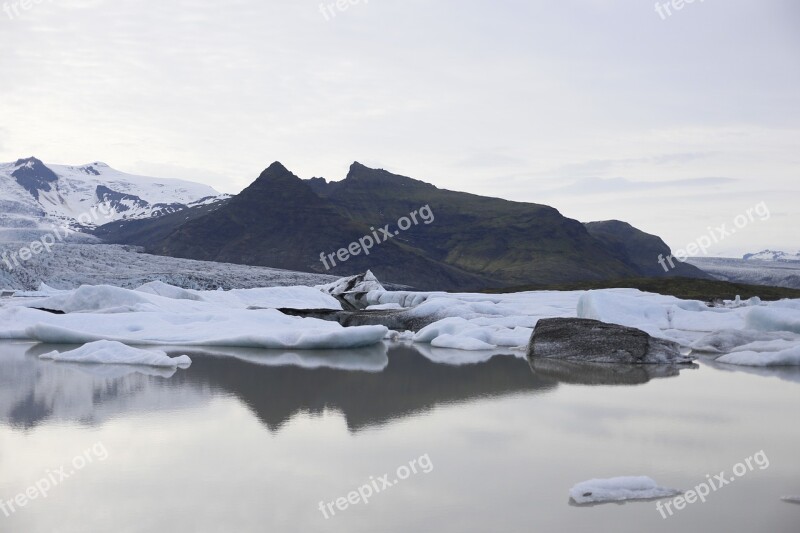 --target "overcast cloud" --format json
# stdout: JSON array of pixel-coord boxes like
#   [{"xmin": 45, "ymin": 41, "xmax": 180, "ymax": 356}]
[{"xmin": 1, "ymin": 0, "xmax": 797, "ymax": 254}]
